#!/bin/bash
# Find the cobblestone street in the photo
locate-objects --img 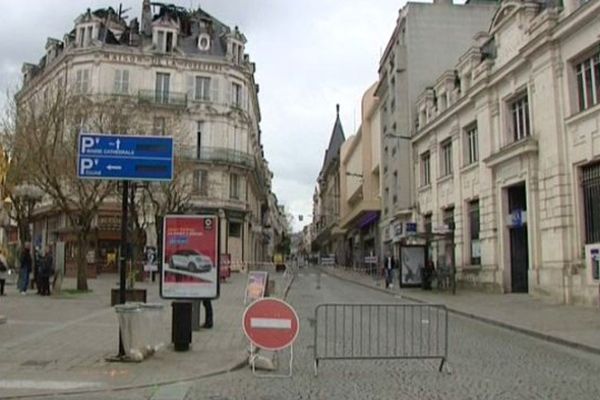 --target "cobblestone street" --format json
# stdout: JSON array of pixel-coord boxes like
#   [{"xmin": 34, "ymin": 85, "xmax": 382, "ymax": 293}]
[{"xmin": 183, "ymin": 267, "xmax": 600, "ymax": 400}]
